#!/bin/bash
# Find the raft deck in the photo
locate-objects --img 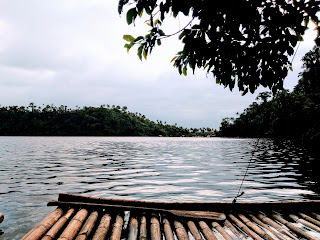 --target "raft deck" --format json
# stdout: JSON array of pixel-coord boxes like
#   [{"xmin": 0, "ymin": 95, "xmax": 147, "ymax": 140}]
[{"xmin": 21, "ymin": 193, "xmax": 320, "ymax": 240}]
